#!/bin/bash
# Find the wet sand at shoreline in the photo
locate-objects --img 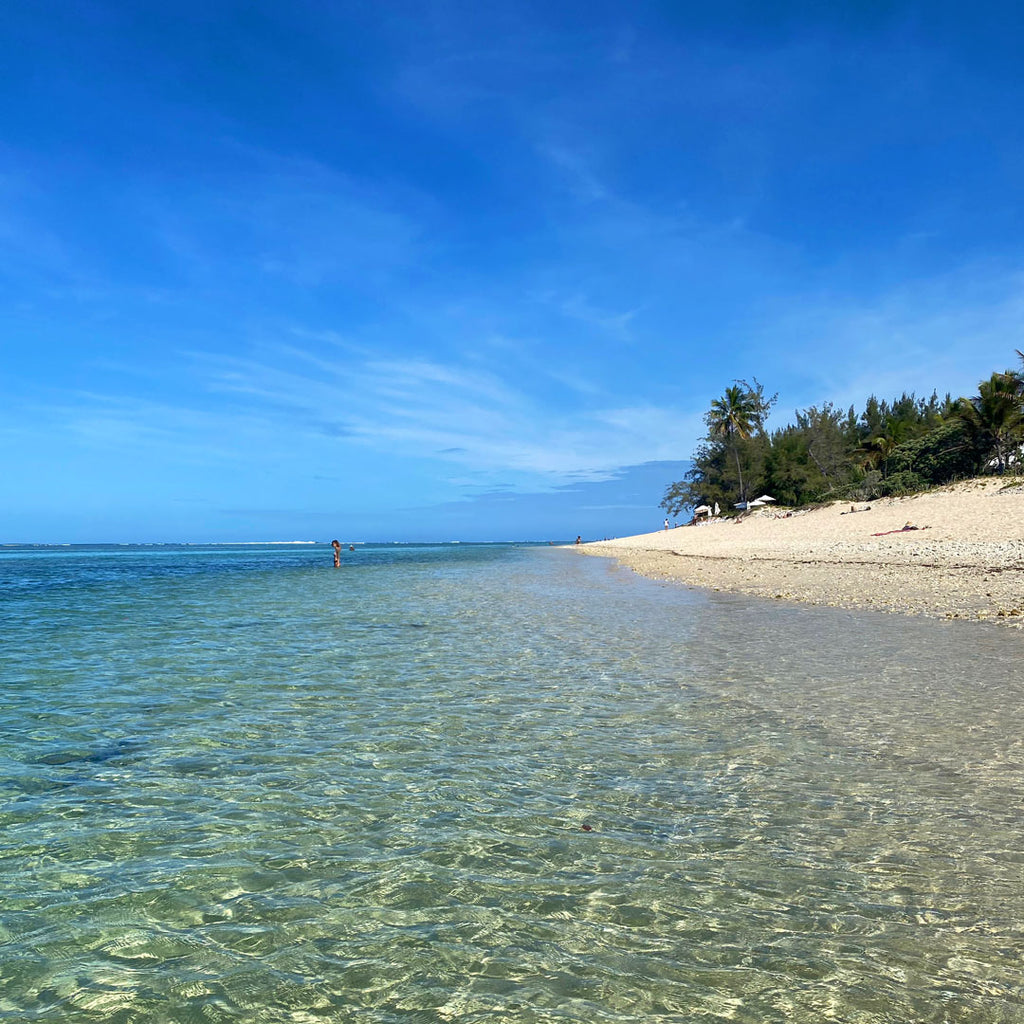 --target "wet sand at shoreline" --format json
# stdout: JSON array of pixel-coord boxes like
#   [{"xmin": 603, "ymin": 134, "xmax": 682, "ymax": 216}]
[{"xmin": 576, "ymin": 478, "xmax": 1024, "ymax": 626}]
